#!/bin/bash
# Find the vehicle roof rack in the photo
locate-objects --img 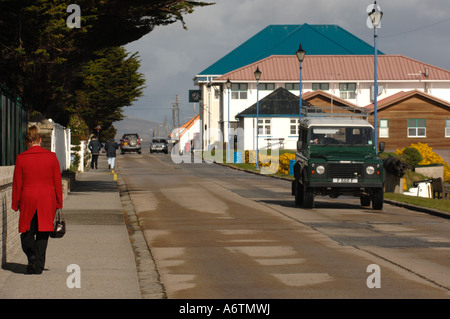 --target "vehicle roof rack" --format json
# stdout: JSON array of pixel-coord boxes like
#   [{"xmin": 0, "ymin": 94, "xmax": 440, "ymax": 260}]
[{"xmin": 301, "ymin": 105, "xmax": 369, "ymax": 120}]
